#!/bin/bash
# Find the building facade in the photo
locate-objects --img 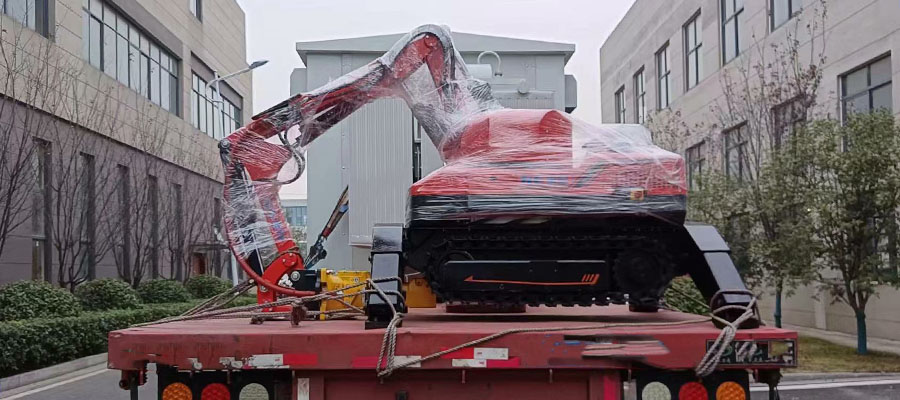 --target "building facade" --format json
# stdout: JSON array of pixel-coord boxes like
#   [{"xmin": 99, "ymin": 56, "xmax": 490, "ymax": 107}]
[
  {"xmin": 600, "ymin": 0, "xmax": 900, "ymax": 339},
  {"xmin": 291, "ymin": 31, "xmax": 576, "ymax": 271},
  {"xmin": 0, "ymin": 0, "xmax": 253, "ymax": 287}
]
